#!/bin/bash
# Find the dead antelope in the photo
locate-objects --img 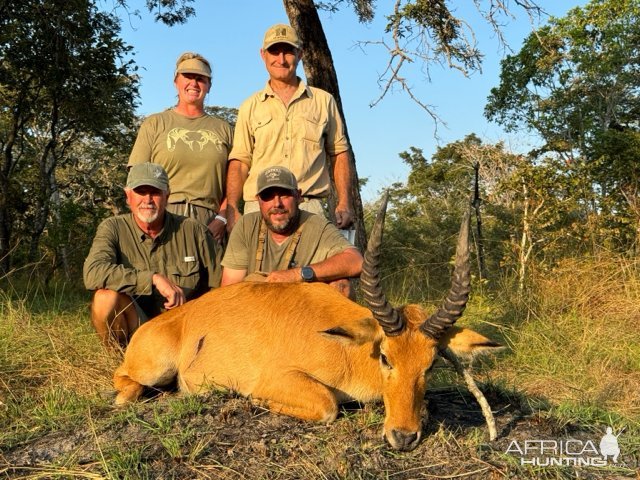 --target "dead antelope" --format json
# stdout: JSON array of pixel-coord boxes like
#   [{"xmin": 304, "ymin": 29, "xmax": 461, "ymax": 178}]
[{"xmin": 114, "ymin": 195, "xmax": 501, "ymax": 451}]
